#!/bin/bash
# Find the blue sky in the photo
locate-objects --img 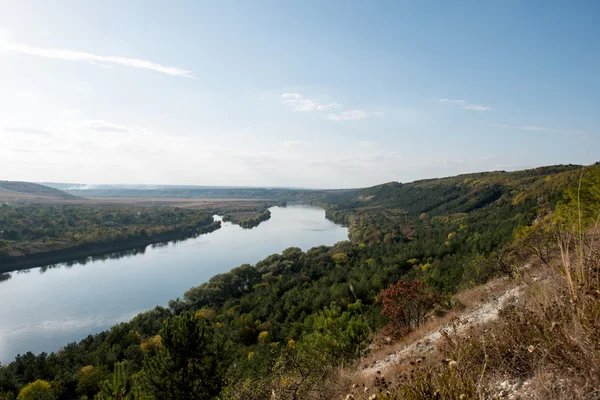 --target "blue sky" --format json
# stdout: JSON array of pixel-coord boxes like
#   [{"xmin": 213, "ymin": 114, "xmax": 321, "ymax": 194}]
[{"xmin": 0, "ymin": 1, "xmax": 598, "ymax": 188}]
